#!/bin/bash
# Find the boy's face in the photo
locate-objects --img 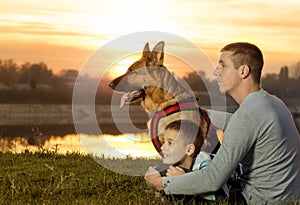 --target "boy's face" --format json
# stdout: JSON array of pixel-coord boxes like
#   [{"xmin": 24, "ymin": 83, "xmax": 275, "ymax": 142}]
[{"xmin": 160, "ymin": 129, "xmax": 189, "ymax": 164}]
